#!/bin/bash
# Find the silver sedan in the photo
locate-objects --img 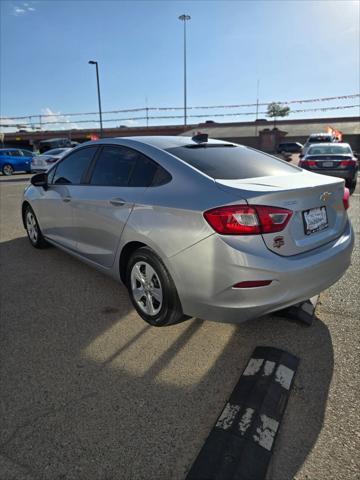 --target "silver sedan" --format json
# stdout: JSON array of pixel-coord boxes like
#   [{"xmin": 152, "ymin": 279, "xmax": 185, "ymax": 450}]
[
  {"xmin": 22, "ymin": 136, "xmax": 354, "ymax": 326},
  {"xmin": 31, "ymin": 148, "xmax": 73, "ymax": 173}
]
